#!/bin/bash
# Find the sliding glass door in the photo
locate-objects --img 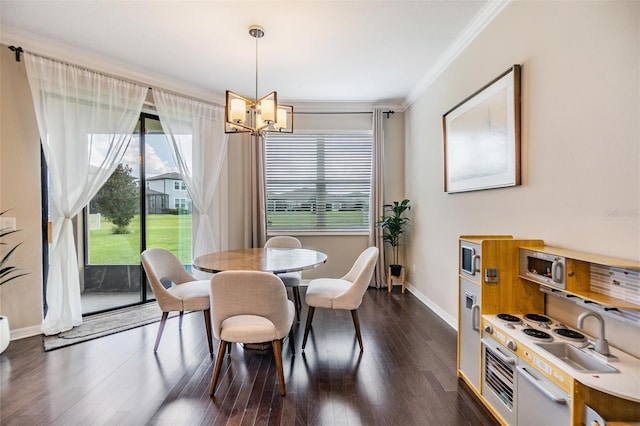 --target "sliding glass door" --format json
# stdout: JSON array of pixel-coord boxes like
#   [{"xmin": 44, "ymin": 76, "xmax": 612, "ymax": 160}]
[{"xmin": 81, "ymin": 114, "xmax": 192, "ymax": 314}]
